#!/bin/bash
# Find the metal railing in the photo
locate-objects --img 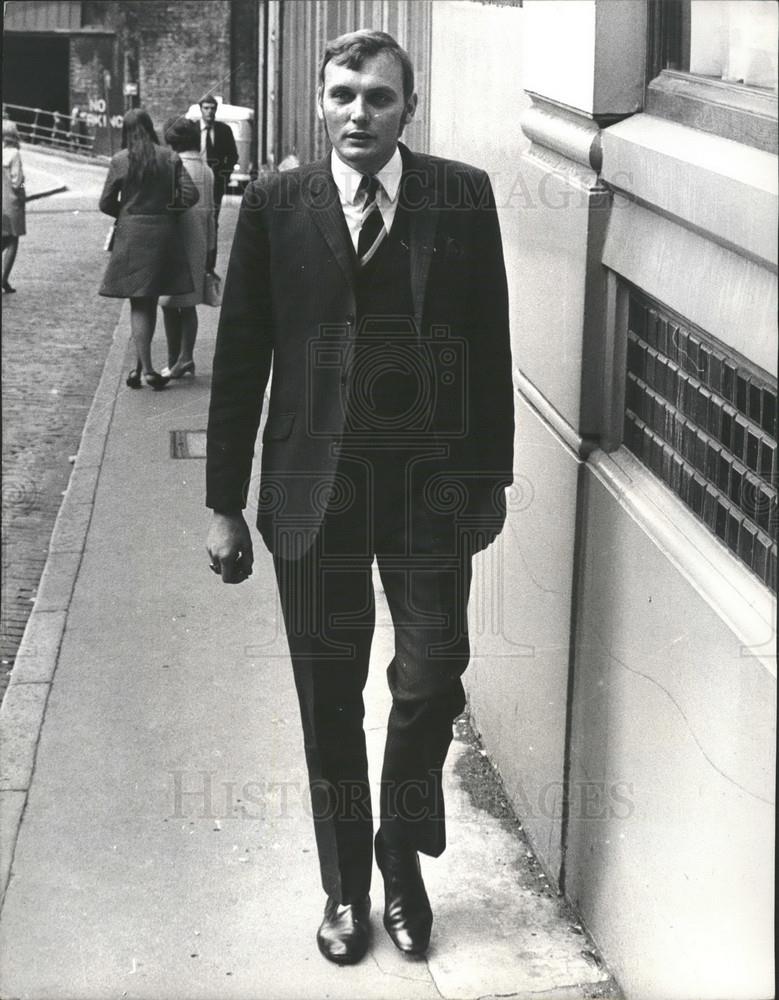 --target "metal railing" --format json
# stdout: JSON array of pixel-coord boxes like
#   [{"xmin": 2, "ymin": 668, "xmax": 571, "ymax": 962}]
[{"xmin": 3, "ymin": 103, "xmax": 96, "ymax": 155}]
